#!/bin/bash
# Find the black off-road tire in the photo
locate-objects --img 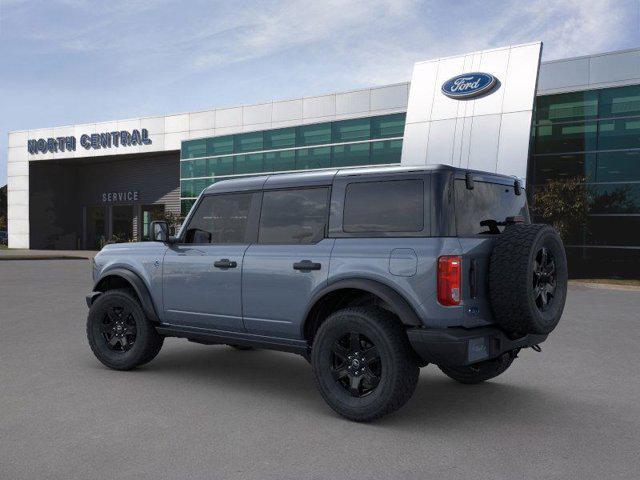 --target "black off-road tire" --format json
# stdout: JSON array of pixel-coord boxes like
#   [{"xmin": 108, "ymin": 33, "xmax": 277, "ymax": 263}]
[
  {"xmin": 311, "ymin": 307, "xmax": 419, "ymax": 422},
  {"xmin": 439, "ymin": 350, "xmax": 518, "ymax": 385},
  {"xmin": 87, "ymin": 289, "xmax": 164, "ymax": 371},
  {"xmin": 489, "ymin": 223, "xmax": 568, "ymax": 336}
]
